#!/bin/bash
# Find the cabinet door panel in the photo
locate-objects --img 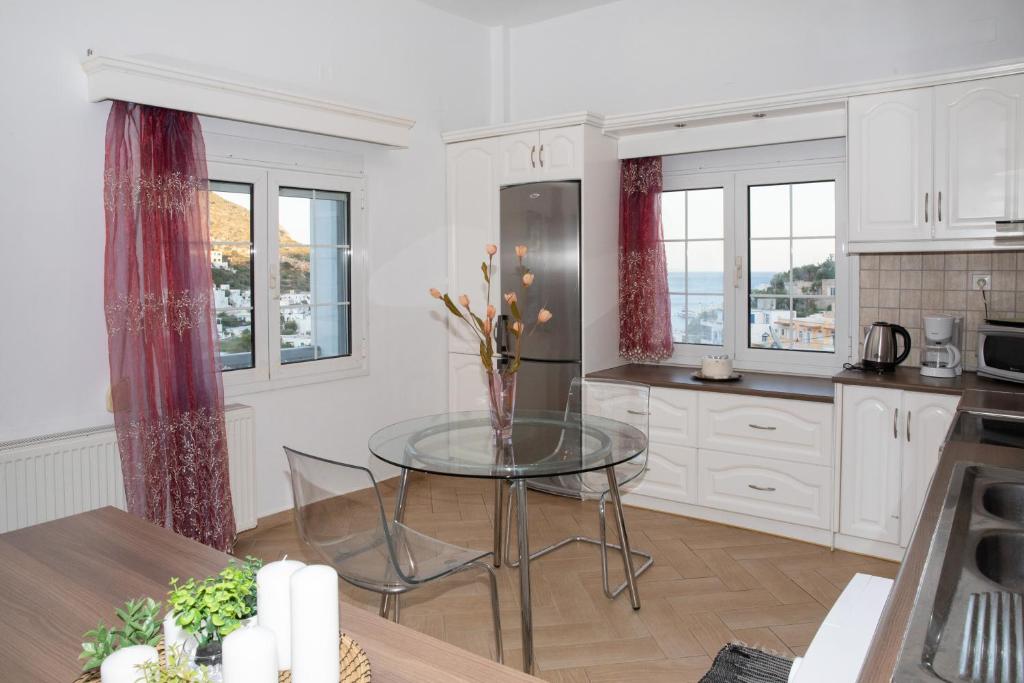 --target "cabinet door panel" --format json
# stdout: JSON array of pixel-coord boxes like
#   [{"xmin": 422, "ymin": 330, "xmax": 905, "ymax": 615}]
[
  {"xmin": 498, "ymin": 132, "xmax": 539, "ymax": 185},
  {"xmin": 899, "ymin": 392, "xmax": 958, "ymax": 545},
  {"xmin": 935, "ymin": 75, "xmax": 1024, "ymax": 237},
  {"xmin": 446, "ymin": 140, "xmax": 499, "ymax": 353},
  {"xmin": 629, "ymin": 444, "xmax": 698, "ymax": 504},
  {"xmin": 650, "ymin": 388, "xmax": 699, "ymax": 448},
  {"xmin": 848, "ymin": 89, "xmax": 933, "ymax": 242},
  {"xmin": 538, "ymin": 127, "xmax": 583, "ymax": 180},
  {"xmin": 839, "ymin": 385, "xmax": 902, "ymax": 543},
  {"xmin": 698, "ymin": 450, "xmax": 831, "ymax": 529}
]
